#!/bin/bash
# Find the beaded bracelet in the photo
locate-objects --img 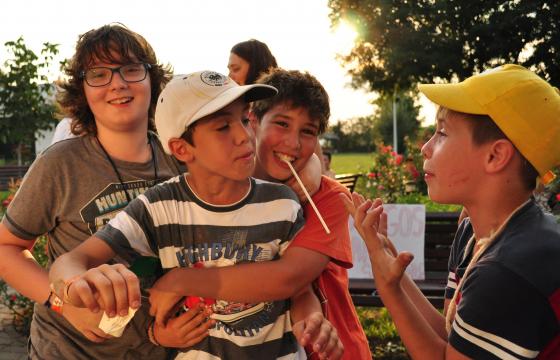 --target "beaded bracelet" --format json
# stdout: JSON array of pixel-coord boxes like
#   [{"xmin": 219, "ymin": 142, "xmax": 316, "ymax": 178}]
[{"xmin": 147, "ymin": 320, "xmax": 161, "ymax": 347}]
